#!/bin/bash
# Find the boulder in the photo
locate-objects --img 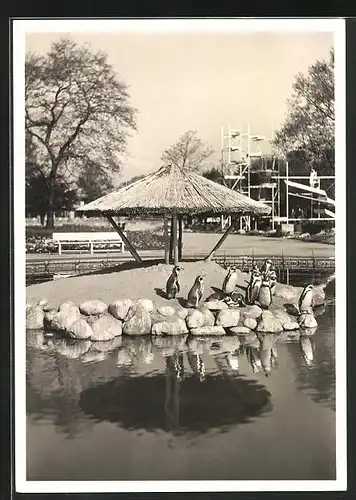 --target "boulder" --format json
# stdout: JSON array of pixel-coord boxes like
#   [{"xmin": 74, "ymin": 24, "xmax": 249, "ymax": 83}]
[
  {"xmin": 79, "ymin": 300, "xmax": 108, "ymax": 316},
  {"xmin": 58, "ymin": 300, "xmax": 76, "ymax": 311},
  {"xmin": 243, "ymin": 317, "xmax": 257, "ymax": 330},
  {"xmin": 203, "ymin": 300, "xmax": 228, "ymax": 311},
  {"xmin": 241, "ymin": 304, "xmax": 263, "ymax": 320},
  {"xmin": 157, "ymin": 306, "xmax": 176, "ymax": 317},
  {"xmin": 108, "ymin": 299, "xmax": 133, "ymax": 320},
  {"xmin": 200, "ymin": 307, "xmax": 216, "ymax": 327},
  {"xmin": 136, "ymin": 298, "xmax": 154, "ymax": 312},
  {"xmin": 38, "ymin": 298, "xmax": 49, "ymax": 308},
  {"xmin": 186, "ymin": 309, "xmax": 206, "ymax": 329},
  {"xmin": 26, "ymin": 305, "xmax": 45, "ymax": 330},
  {"xmin": 151, "ymin": 318, "xmax": 188, "ymax": 336},
  {"xmin": 271, "ymin": 309, "xmax": 293, "ymax": 327},
  {"xmin": 44, "ymin": 309, "xmax": 57, "ymax": 327},
  {"xmin": 274, "ymin": 284, "xmax": 298, "ymax": 302},
  {"xmin": 42, "ymin": 302, "xmax": 55, "ymax": 313},
  {"xmin": 299, "ymin": 313, "xmax": 318, "ymax": 329},
  {"xmin": 283, "ymin": 320, "xmax": 300, "ymax": 331},
  {"xmin": 51, "ymin": 306, "xmax": 81, "ymax": 332},
  {"xmin": 229, "ymin": 326, "xmax": 251, "ymax": 335},
  {"xmin": 190, "ymin": 326, "xmax": 226, "ymax": 336},
  {"xmin": 91, "ymin": 314, "xmax": 123, "ymax": 341},
  {"xmin": 122, "ymin": 304, "xmax": 152, "ymax": 335},
  {"xmin": 313, "ymin": 285, "xmax": 326, "ymax": 306},
  {"xmin": 176, "ymin": 308, "xmax": 188, "ymax": 320},
  {"xmin": 215, "ymin": 309, "xmax": 240, "ymax": 328},
  {"xmin": 256, "ymin": 310, "xmax": 283, "ymax": 333},
  {"xmin": 68, "ymin": 319, "xmax": 93, "ymax": 340}
]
